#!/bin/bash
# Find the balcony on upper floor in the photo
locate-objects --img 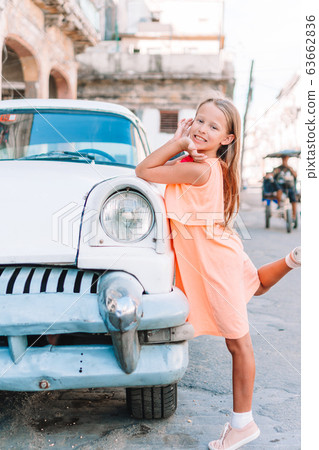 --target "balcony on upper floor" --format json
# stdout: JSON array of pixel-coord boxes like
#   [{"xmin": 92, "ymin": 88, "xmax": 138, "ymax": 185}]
[{"xmin": 33, "ymin": 0, "xmax": 101, "ymax": 53}]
